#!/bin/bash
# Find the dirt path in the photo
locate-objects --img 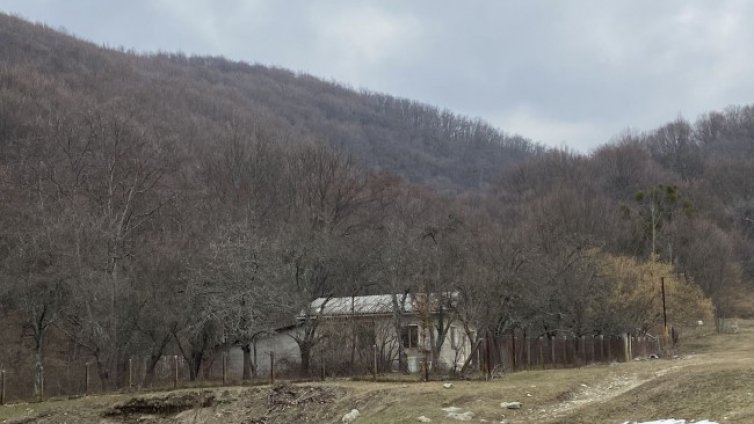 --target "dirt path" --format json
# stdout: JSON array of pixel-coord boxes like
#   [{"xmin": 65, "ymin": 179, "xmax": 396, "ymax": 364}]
[
  {"xmin": 523, "ymin": 348, "xmax": 729, "ymax": 423},
  {"xmin": 544, "ymin": 372, "xmax": 644, "ymax": 418}
]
